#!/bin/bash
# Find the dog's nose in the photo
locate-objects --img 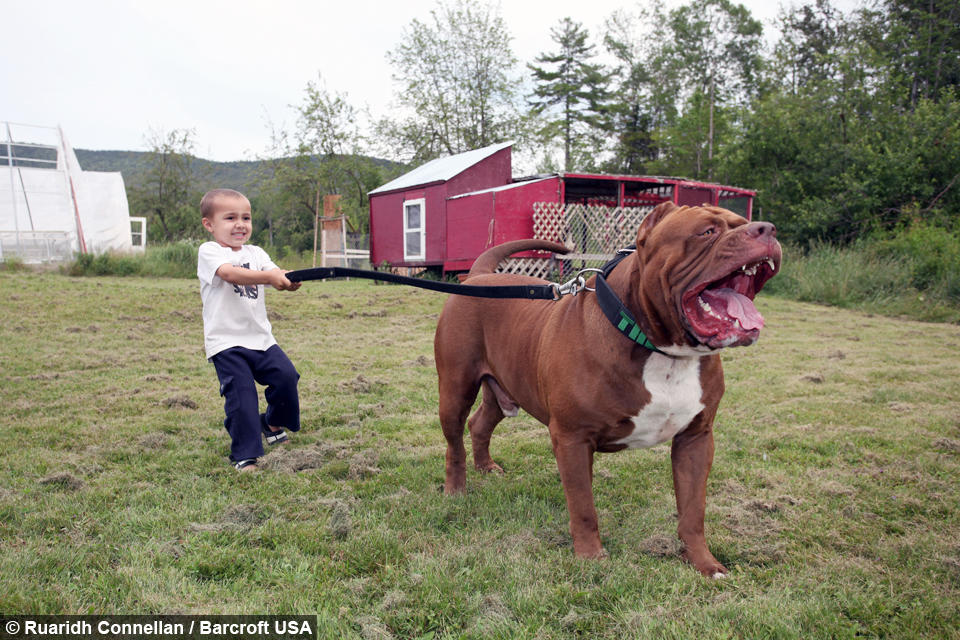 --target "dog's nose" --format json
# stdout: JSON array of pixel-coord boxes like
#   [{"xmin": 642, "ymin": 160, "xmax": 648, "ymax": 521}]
[{"xmin": 746, "ymin": 221, "xmax": 776, "ymax": 239}]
